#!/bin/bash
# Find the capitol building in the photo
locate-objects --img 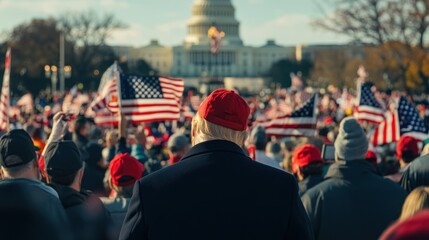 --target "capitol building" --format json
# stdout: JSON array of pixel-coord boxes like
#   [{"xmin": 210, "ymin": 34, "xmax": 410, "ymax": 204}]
[{"xmin": 113, "ymin": 0, "xmax": 297, "ymax": 92}]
